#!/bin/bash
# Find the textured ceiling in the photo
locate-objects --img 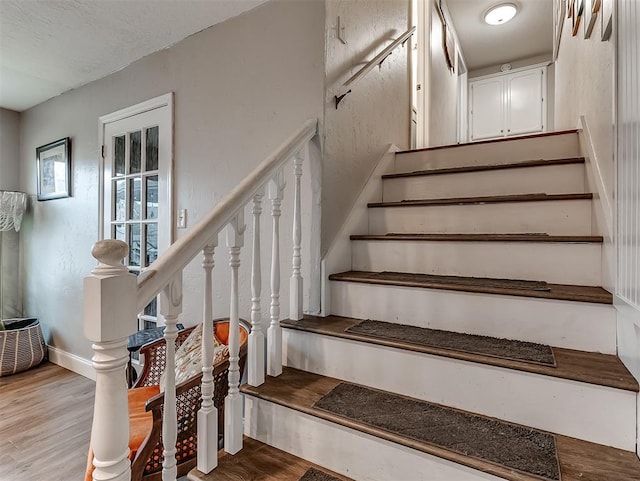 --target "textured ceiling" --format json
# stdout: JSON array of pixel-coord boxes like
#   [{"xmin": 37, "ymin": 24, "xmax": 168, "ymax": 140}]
[
  {"xmin": 446, "ymin": 0, "xmax": 553, "ymax": 72},
  {"xmin": 0, "ymin": 0, "xmax": 267, "ymax": 112}
]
